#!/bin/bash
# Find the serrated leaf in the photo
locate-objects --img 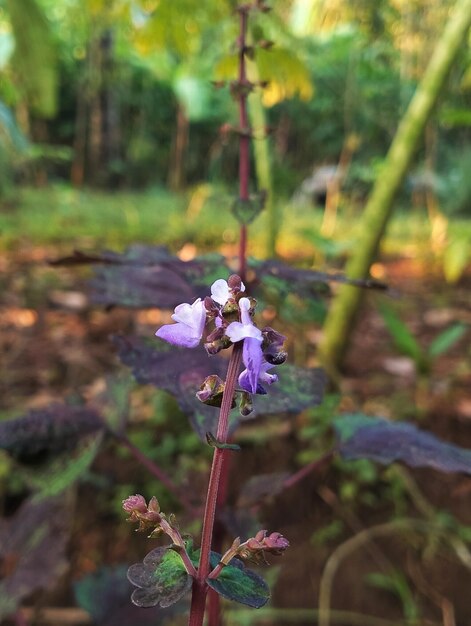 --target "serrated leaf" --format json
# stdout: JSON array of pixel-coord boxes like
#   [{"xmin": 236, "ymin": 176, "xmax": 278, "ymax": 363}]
[
  {"xmin": 336, "ymin": 414, "xmax": 471, "ymax": 474},
  {"xmin": 74, "ymin": 566, "xmax": 180, "ymax": 626},
  {"xmin": 0, "ymin": 404, "xmax": 103, "ymax": 459},
  {"xmin": 0, "ymin": 495, "xmax": 71, "ymax": 618},
  {"xmin": 428, "ymin": 323, "xmax": 467, "ymax": 358},
  {"xmin": 113, "ymin": 336, "xmax": 326, "ymax": 440},
  {"xmin": 127, "ymin": 547, "xmax": 192, "ymax": 609},
  {"xmin": 206, "ymin": 557, "xmax": 270, "ymax": 609}
]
